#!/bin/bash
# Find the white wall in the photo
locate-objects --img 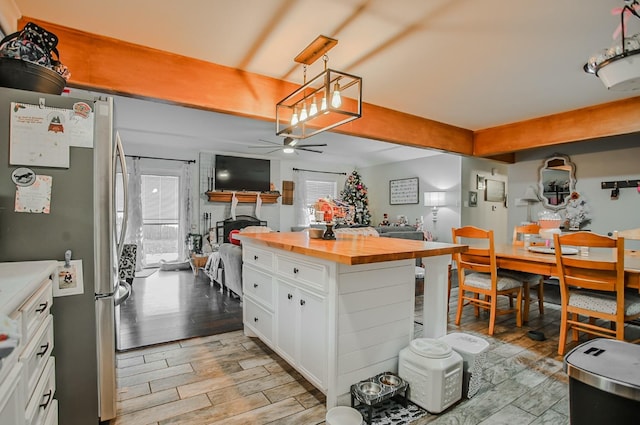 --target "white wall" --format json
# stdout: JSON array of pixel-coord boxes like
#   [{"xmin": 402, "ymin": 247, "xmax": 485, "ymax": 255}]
[
  {"xmin": 360, "ymin": 153, "xmax": 462, "ymax": 243},
  {"xmin": 508, "ymin": 136, "xmax": 640, "ymax": 242},
  {"xmin": 461, "ymin": 156, "xmax": 510, "ymax": 244}
]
